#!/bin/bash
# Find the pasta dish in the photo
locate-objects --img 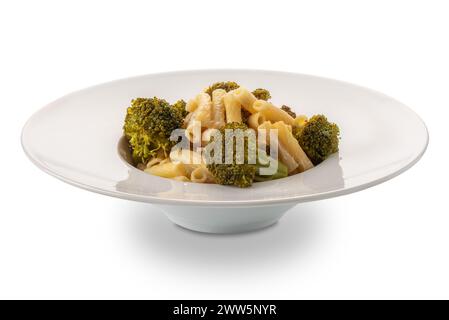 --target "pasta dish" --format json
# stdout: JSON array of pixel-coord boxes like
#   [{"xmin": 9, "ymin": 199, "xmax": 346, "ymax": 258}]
[{"xmin": 123, "ymin": 81, "xmax": 340, "ymax": 187}]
